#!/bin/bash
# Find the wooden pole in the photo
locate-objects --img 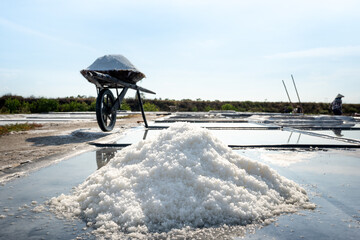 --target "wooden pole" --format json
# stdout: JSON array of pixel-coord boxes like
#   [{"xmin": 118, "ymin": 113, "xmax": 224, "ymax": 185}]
[
  {"xmin": 282, "ymin": 80, "xmax": 294, "ymax": 110},
  {"xmin": 291, "ymin": 74, "xmax": 303, "ymax": 113}
]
